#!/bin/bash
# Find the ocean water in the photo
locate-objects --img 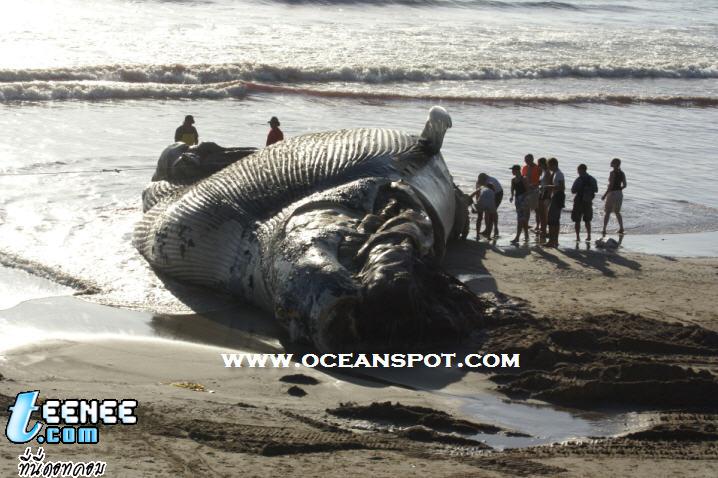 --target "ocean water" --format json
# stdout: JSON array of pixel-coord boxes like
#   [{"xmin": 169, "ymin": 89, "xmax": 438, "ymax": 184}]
[{"xmin": 0, "ymin": 0, "xmax": 717, "ymax": 310}]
